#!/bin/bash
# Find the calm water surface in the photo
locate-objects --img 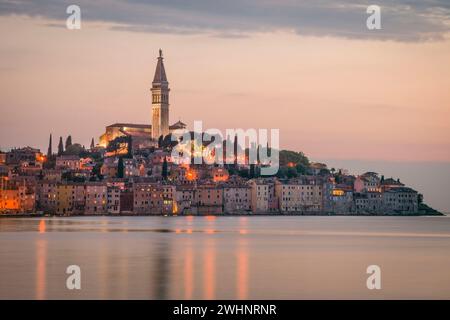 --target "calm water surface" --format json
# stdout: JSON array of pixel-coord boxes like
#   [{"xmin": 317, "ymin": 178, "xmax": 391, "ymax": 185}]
[{"xmin": 1, "ymin": 216, "xmax": 450, "ymax": 299}]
